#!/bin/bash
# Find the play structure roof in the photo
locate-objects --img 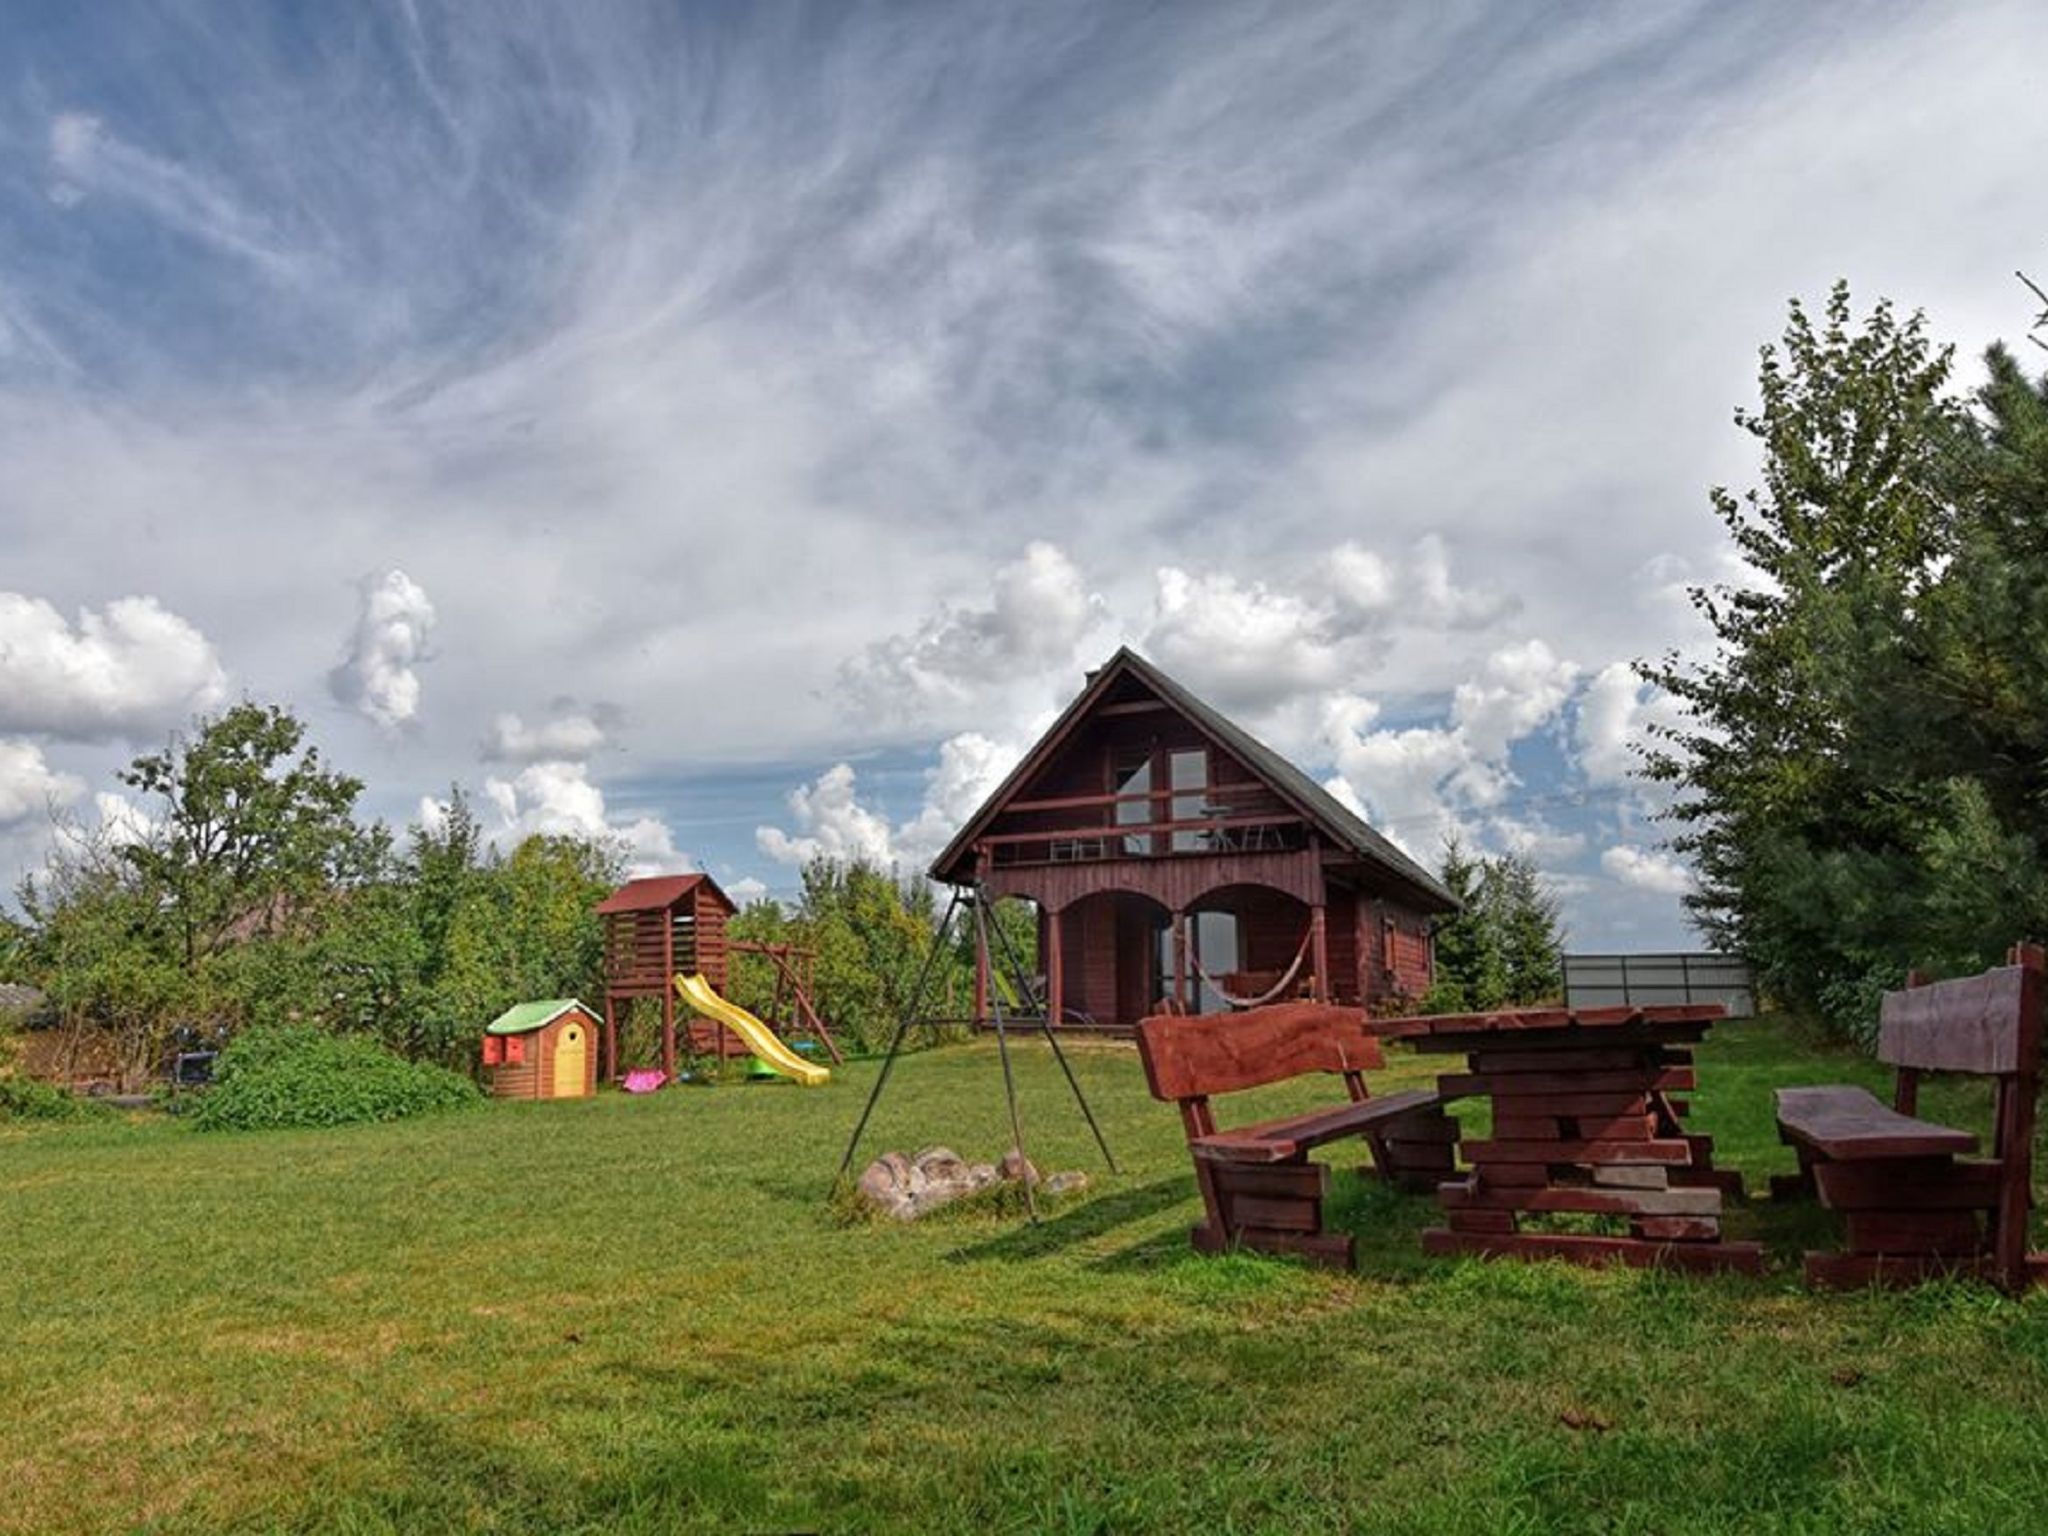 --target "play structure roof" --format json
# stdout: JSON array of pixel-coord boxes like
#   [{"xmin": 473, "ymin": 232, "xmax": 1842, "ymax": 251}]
[
  {"xmin": 594, "ymin": 872, "xmax": 736, "ymax": 915},
  {"xmin": 486, "ymin": 999, "xmax": 593, "ymax": 1036},
  {"xmin": 928, "ymin": 645, "xmax": 1458, "ymax": 911}
]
